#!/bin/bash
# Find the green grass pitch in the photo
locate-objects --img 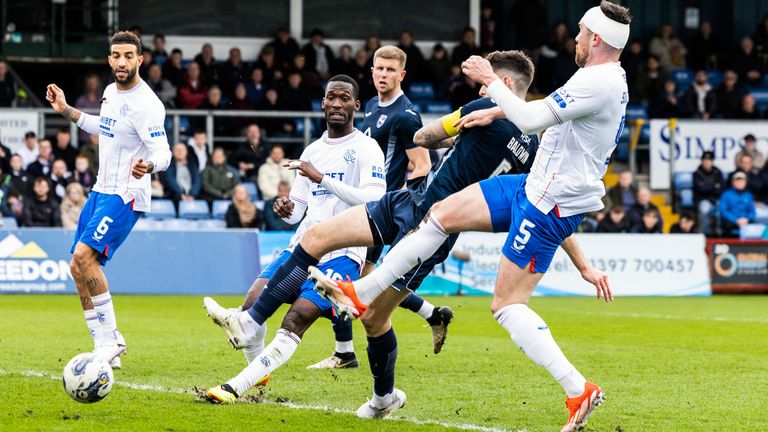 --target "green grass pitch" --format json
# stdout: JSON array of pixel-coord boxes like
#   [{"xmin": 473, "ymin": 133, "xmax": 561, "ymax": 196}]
[{"xmin": 1, "ymin": 294, "xmax": 766, "ymax": 431}]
